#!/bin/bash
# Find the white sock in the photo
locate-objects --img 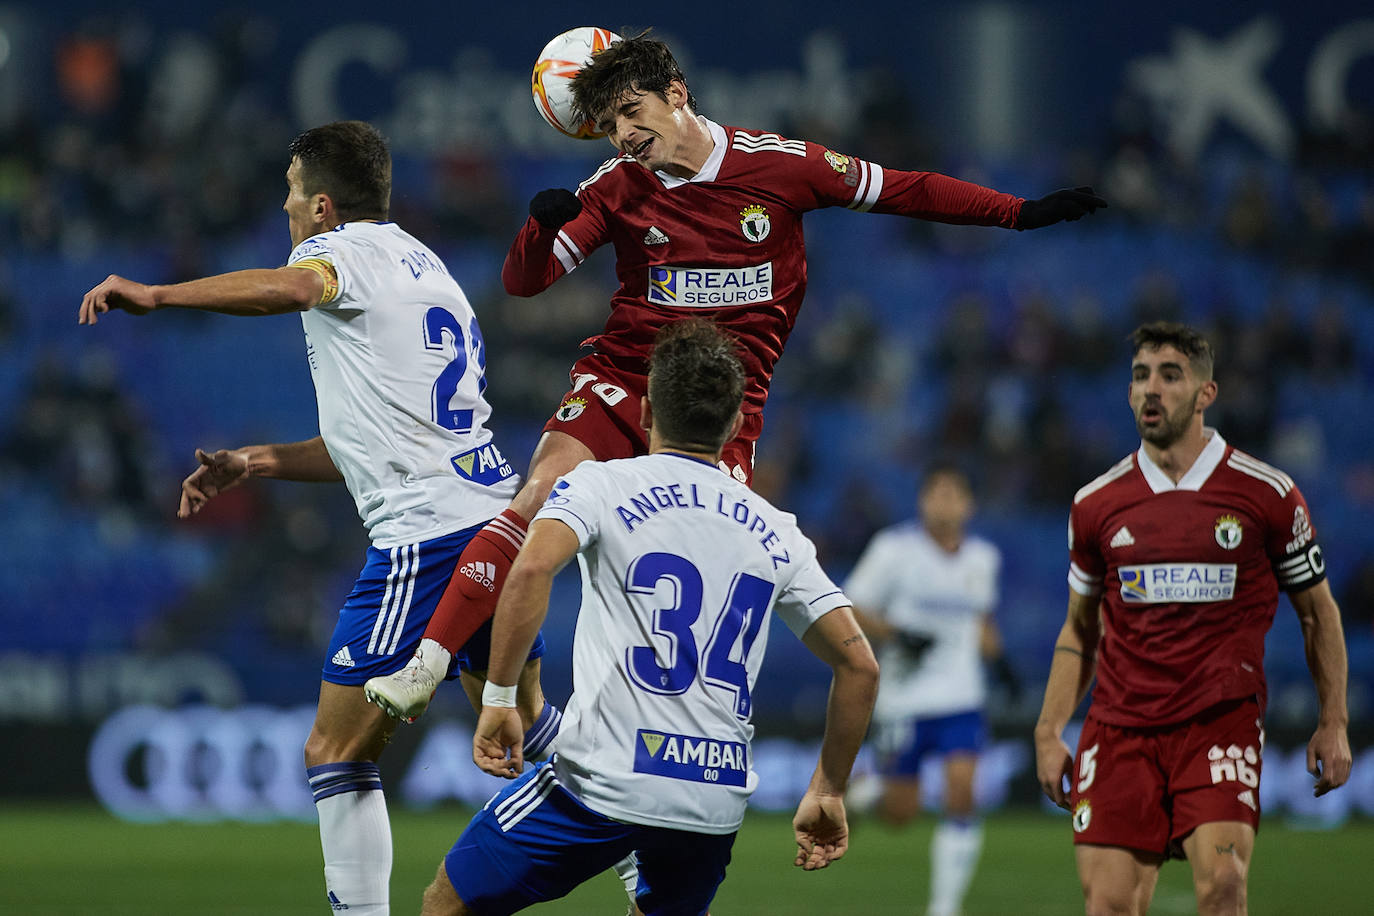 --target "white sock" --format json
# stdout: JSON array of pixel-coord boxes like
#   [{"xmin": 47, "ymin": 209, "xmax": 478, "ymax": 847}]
[
  {"xmin": 928, "ymin": 819, "xmax": 982, "ymax": 916},
  {"xmin": 613, "ymin": 853, "xmax": 639, "ymax": 903},
  {"xmin": 309, "ymin": 763, "xmax": 391, "ymax": 915},
  {"xmin": 413, "ymin": 637, "xmax": 452, "ymax": 682}
]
